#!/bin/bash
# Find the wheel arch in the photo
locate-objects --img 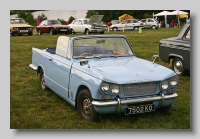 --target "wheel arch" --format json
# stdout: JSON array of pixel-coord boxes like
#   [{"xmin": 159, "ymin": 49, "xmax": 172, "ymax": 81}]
[
  {"xmin": 169, "ymin": 54, "xmax": 184, "ymax": 63},
  {"xmin": 75, "ymin": 85, "xmax": 91, "ymax": 108}
]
